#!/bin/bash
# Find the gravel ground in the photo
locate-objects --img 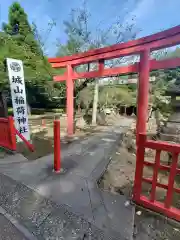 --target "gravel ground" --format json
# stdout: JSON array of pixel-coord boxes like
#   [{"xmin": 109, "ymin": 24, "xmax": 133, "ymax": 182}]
[{"xmin": 133, "ymin": 206, "xmax": 180, "ymax": 240}]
